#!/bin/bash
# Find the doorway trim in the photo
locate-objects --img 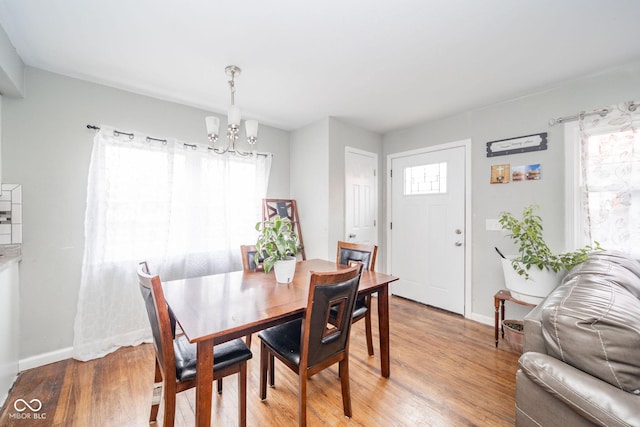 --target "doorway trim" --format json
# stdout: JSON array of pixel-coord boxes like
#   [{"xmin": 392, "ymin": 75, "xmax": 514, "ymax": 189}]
[{"xmin": 385, "ymin": 139, "xmax": 472, "ymax": 317}]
